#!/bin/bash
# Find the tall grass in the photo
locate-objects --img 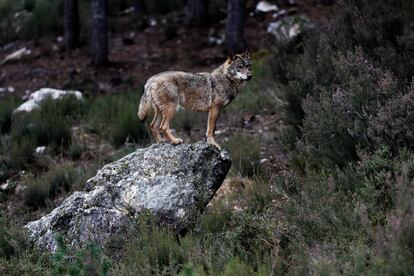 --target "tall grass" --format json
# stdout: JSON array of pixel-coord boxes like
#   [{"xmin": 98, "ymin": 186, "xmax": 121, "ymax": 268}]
[{"xmin": 87, "ymin": 93, "xmax": 149, "ymax": 148}]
